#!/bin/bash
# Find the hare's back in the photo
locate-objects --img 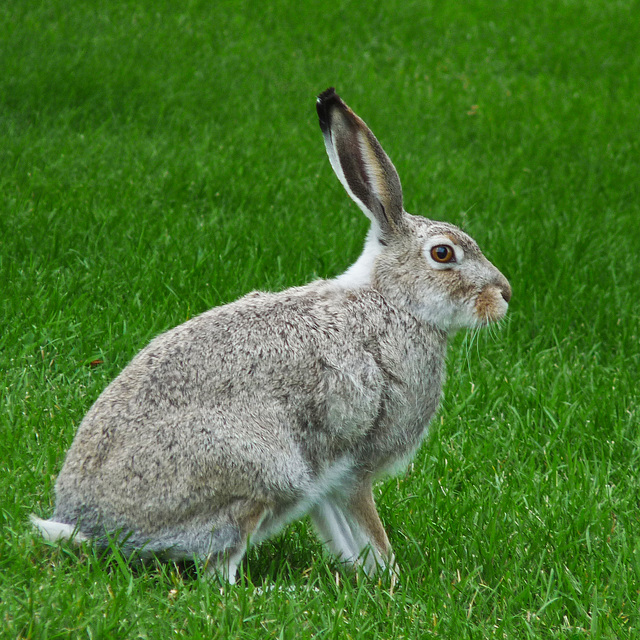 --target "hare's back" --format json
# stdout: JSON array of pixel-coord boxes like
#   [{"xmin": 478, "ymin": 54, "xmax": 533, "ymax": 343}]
[
  {"xmin": 63, "ymin": 282, "xmax": 396, "ymax": 469},
  {"xmin": 125, "ymin": 282, "xmax": 388, "ymax": 420}
]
